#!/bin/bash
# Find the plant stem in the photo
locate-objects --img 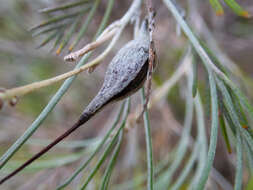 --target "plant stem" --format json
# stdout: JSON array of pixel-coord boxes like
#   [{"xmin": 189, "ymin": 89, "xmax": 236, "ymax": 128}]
[{"xmin": 141, "ymin": 88, "xmax": 154, "ymax": 190}]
